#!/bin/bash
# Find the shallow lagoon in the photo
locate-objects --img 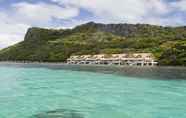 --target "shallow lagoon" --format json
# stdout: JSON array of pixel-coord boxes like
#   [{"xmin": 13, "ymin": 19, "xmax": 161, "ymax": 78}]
[{"xmin": 0, "ymin": 63, "xmax": 186, "ymax": 118}]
